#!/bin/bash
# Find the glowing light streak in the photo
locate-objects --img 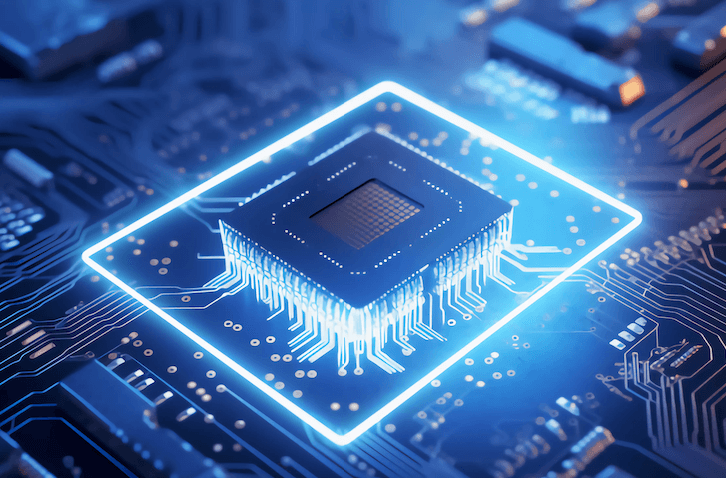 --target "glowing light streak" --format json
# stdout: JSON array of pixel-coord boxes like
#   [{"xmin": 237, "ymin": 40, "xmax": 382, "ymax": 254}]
[{"xmin": 83, "ymin": 81, "xmax": 642, "ymax": 446}]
